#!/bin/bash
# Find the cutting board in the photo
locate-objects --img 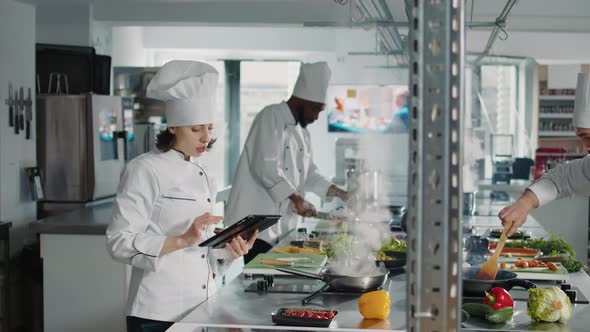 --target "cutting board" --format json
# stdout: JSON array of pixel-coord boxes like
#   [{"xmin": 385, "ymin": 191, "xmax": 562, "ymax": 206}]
[
  {"xmin": 502, "ymin": 262, "xmax": 569, "ymax": 281},
  {"xmin": 243, "ymin": 253, "xmax": 328, "ymax": 275}
]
